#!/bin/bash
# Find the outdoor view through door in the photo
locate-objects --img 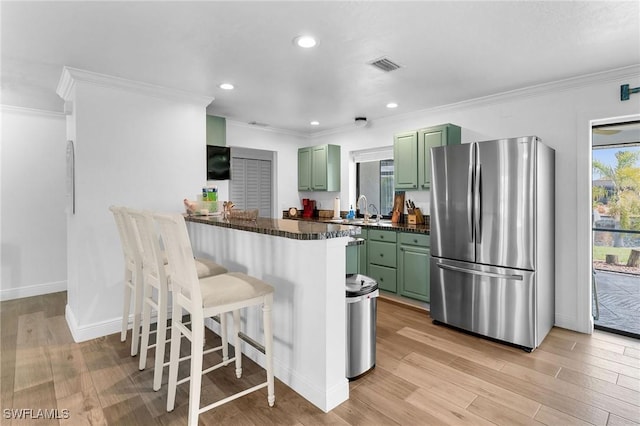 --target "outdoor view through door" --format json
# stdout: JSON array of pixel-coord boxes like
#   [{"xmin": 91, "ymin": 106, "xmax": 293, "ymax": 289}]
[{"xmin": 591, "ymin": 120, "xmax": 640, "ymax": 338}]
